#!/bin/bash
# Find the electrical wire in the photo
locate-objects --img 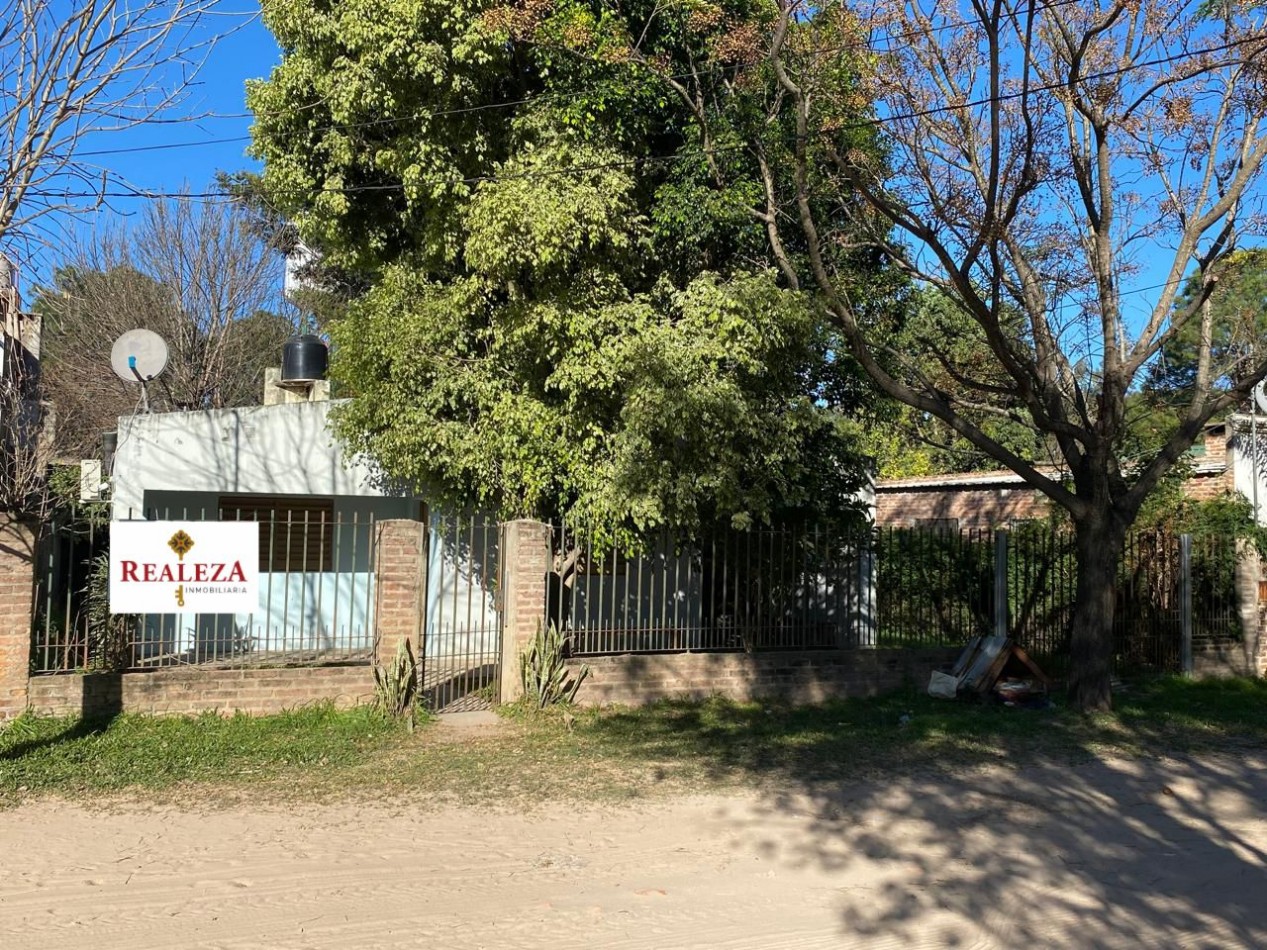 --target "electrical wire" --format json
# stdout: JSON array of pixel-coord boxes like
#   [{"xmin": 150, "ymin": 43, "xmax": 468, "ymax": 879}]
[
  {"xmin": 58, "ymin": 0, "xmax": 1186, "ymax": 162},
  {"xmin": 25, "ymin": 30, "xmax": 1264, "ymax": 204}
]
